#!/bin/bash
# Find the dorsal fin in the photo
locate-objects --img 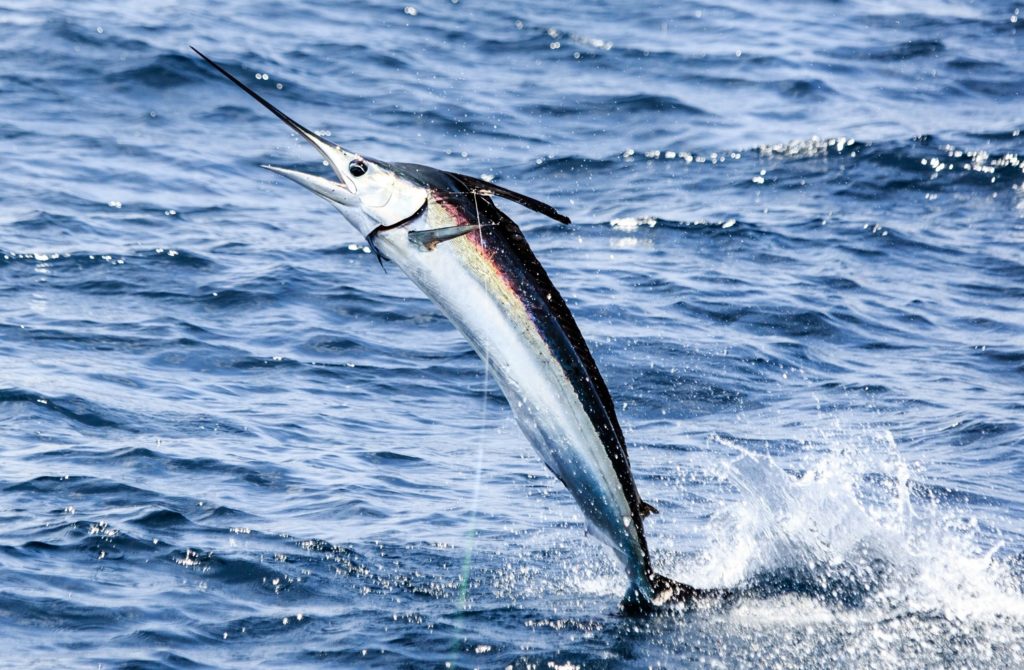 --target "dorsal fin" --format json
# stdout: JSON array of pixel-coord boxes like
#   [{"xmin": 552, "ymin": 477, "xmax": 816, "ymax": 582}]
[{"xmin": 448, "ymin": 172, "xmax": 572, "ymax": 225}]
